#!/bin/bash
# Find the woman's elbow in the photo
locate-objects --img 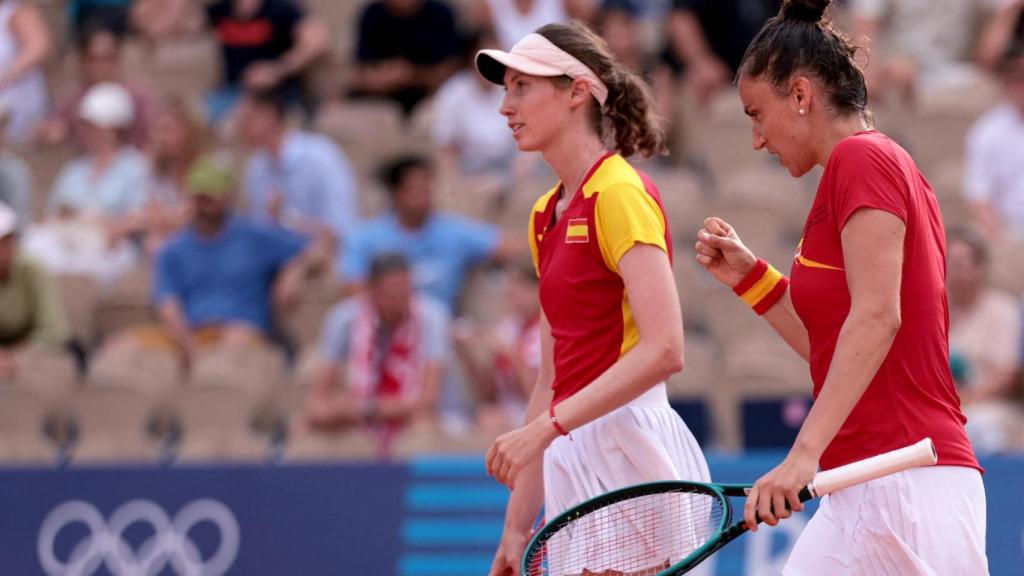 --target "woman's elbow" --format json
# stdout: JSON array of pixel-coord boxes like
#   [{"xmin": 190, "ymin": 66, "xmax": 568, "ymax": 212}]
[{"xmin": 653, "ymin": 336, "xmax": 685, "ymax": 379}]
